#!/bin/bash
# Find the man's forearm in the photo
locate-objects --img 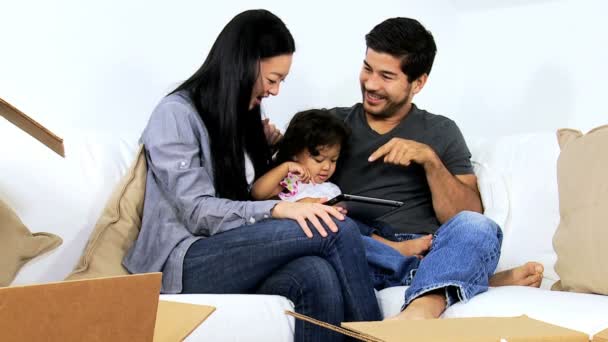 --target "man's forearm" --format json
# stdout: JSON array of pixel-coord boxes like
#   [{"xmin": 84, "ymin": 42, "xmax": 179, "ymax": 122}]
[{"xmin": 424, "ymin": 156, "xmax": 482, "ymax": 223}]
